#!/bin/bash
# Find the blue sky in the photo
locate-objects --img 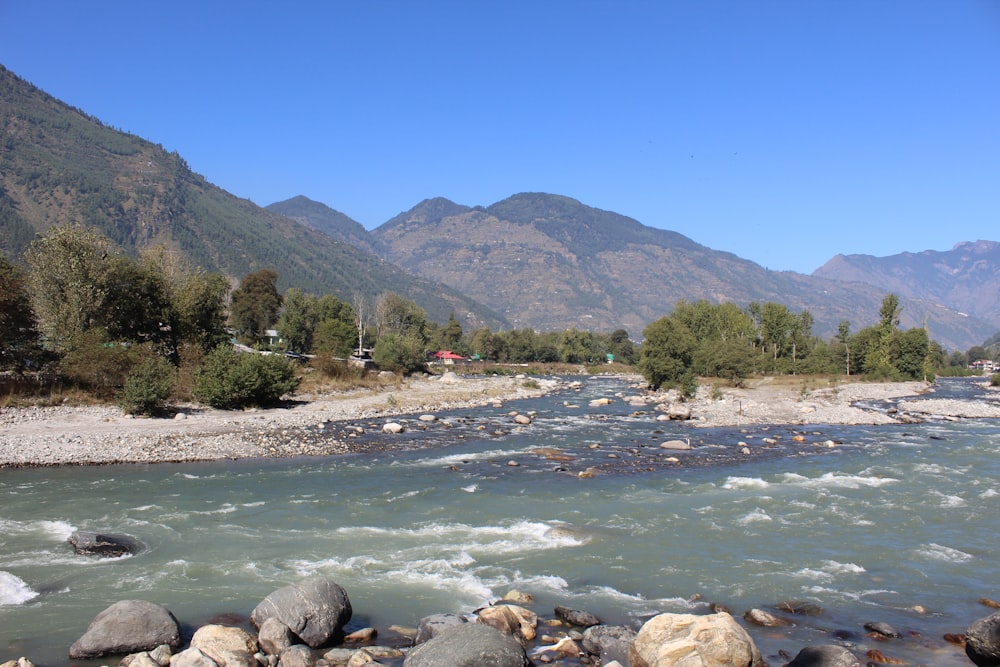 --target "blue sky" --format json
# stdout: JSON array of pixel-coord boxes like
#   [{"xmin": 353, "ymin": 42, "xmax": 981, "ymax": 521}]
[{"xmin": 2, "ymin": 1, "xmax": 998, "ymax": 274}]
